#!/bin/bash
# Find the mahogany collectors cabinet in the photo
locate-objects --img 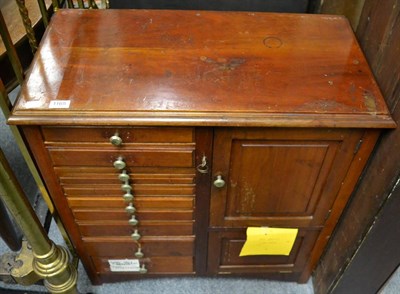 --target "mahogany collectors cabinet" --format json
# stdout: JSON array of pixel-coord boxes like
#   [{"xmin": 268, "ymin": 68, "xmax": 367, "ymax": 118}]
[{"xmin": 9, "ymin": 10, "xmax": 395, "ymax": 284}]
